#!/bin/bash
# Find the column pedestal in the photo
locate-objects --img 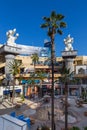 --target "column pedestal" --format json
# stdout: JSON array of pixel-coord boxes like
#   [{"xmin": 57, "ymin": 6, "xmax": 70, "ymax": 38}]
[{"xmin": 61, "ymin": 50, "xmax": 77, "ymax": 73}]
